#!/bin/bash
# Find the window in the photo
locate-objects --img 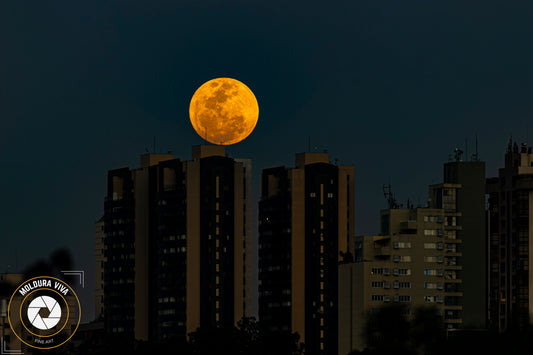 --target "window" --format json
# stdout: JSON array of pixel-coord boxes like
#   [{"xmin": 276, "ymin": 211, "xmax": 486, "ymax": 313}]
[
  {"xmin": 445, "ymin": 217, "xmax": 456, "ymax": 226},
  {"xmin": 424, "ymin": 216, "xmax": 442, "ymax": 223},
  {"xmin": 446, "ymin": 244, "xmax": 457, "ymax": 253},
  {"xmin": 393, "ymin": 242, "xmax": 412, "ymax": 249},
  {"xmin": 393, "ymin": 268, "xmax": 411, "ymax": 276},
  {"xmin": 424, "ymin": 243, "xmax": 437, "ymax": 249},
  {"xmin": 446, "ymin": 230, "xmax": 456, "ymax": 239},
  {"xmin": 445, "ymin": 256, "xmax": 457, "ymax": 266},
  {"xmin": 424, "ymin": 282, "xmax": 443, "ymax": 290},
  {"xmin": 424, "ymin": 256, "xmax": 443, "ymax": 263},
  {"xmin": 371, "ymin": 281, "xmax": 384, "ymax": 288},
  {"xmin": 394, "ymin": 255, "xmax": 411, "ymax": 262},
  {"xmin": 424, "ymin": 269, "xmax": 442, "ymax": 276},
  {"xmin": 371, "ymin": 268, "xmax": 390, "ymax": 275}
]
